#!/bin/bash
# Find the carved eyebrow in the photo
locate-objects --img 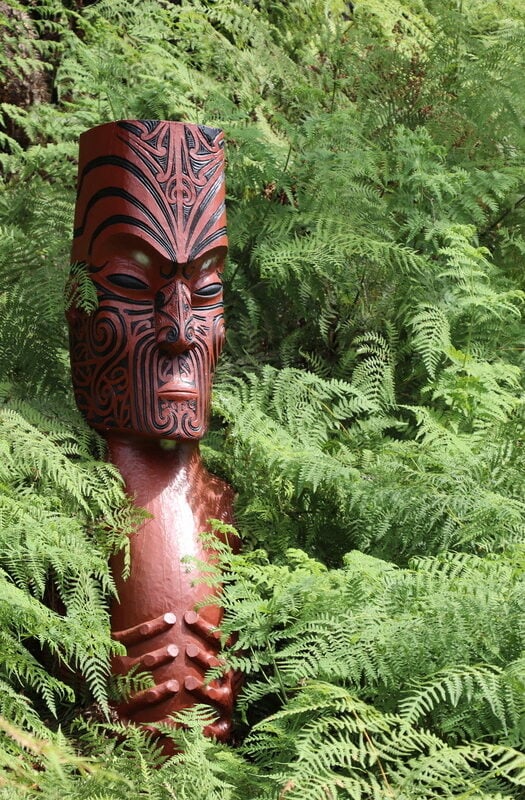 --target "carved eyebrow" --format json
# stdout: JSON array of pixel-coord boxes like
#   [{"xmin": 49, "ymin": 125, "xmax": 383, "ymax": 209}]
[
  {"xmin": 201, "ymin": 255, "xmax": 219, "ymax": 272},
  {"xmin": 196, "ymin": 255, "xmax": 219, "ymax": 273},
  {"xmin": 181, "ymin": 254, "xmax": 222, "ymax": 280},
  {"xmin": 131, "ymin": 249, "xmax": 152, "ymax": 268}
]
